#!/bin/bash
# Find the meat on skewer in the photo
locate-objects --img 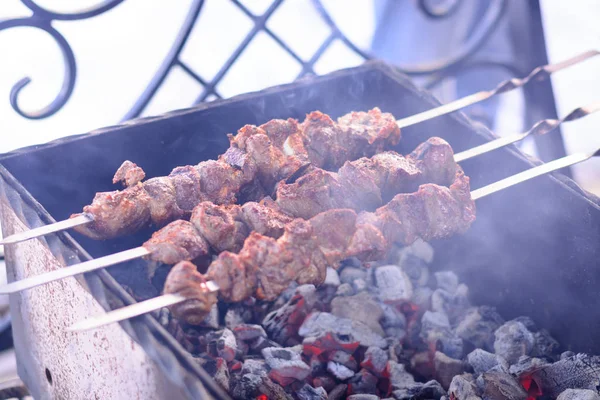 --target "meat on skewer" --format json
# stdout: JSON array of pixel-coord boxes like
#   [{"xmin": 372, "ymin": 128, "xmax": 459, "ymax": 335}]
[
  {"xmin": 140, "ymin": 137, "xmax": 457, "ymax": 266},
  {"xmin": 71, "ymin": 108, "xmax": 401, "ymax": 240},
  {"xmin": 164, "ymin": 162, "xmax": 475, "ymax": 324}
]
